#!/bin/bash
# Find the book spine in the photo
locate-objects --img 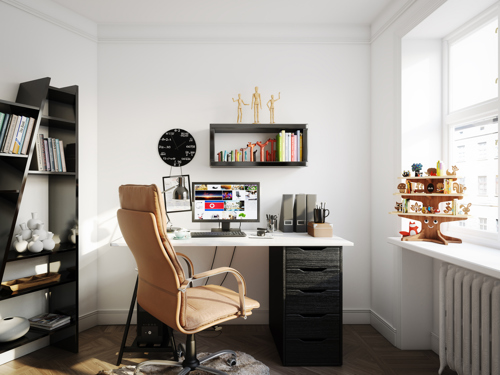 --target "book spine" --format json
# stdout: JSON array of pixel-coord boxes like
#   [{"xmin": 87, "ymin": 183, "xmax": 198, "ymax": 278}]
[
  {"xmin": 44, "ymin": 138, "xmax": 51, "ymax": 171},
  {"xmin": 16, "ymin": 116, "xmax": 29, "ymax": 154},
  {"xmin": 48, "ymin": 138, "xmax": 56, "ymax": 171},
  {"xmin": 34, "ymin": 134, "xmax": 43, "ymax": 171},
  {"xmin": 291, "ymin": 134, "xmax": 296, "ymax": 161},
  {"xmin": 12, "ymin": 116, "xmax": 28, "ymax": 154},
  {"xmin": 280, "ymin": 130, "xmax": 285, "ymax": 161},
  {"xmin": 20, "ymin": 117, "xmax": 35, "ymax": 155},
  {"xmin": 0, "ymin": 113, "xmax": 10, "ymax": 150},
  {"xmin": 59, "ymin": 140, "xmax": 67, "ymax": 172},
  {"xmin": 4, "ymin": 115, "xmax": 18, "ymax": 153},
  {"xmin": 0, "ymin": 112, "xmax": 5, "ymax": 136},
  {"xmin": 300, "ymin": 133, "xmax": 303, "ymax": 161}
]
